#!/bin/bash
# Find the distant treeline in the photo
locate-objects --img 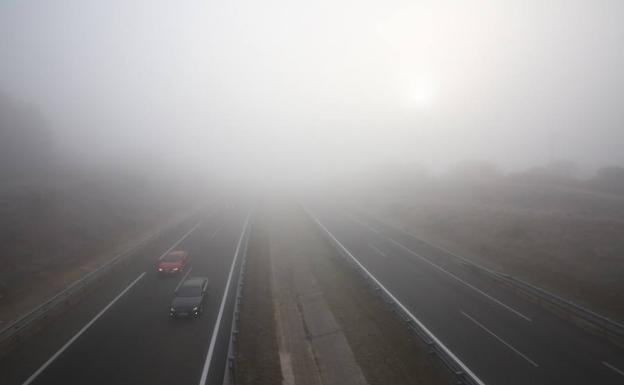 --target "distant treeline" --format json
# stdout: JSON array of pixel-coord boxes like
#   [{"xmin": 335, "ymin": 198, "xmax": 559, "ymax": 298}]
[
  {"xmin": 448, "ymin": 159, "xmax": 624, "ymax": 196},
  {"xmin": 355, "ymin": 160, "xmax": 624, "ymax": 199},
  {"xmin": 0, "ymin": 92, "xmax": 55, "ymax": 179},
  {"xmin": 2, "ymin": 91, "xmax": 624, "ymax": 197}
]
